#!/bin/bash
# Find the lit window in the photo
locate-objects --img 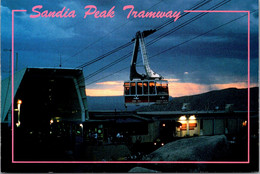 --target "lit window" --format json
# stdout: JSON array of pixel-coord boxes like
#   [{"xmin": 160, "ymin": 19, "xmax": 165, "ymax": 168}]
[
  {"xmin": 179, "ymin": 116, "xmax": 186, "ymax": 121},
  {"xmin": 143, "ymin": 82, "xmax": 148, "ymax": 94},
  {"xmin": 124, "ymin": 82, "xmax": 130, "ymax": 95},
  {"xmin": 149, "ymin": 82, "xmax": 155, "ymax": 94},
  {"xmin": 189, "ymin": 115, "xmax": 196, "ymax": 120},
  {"xmin": 137, "ymin": 82, "xmax": 142, "ymax": 95},
  {"xmin": 130, "ymin": 82, "xmax": 136, "ymax": 95},
  {"xmin": 156, "ymin": 81, "xmax": 168, "ymax": 94}
]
